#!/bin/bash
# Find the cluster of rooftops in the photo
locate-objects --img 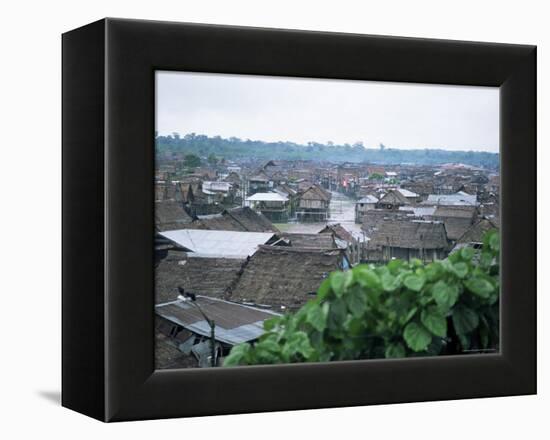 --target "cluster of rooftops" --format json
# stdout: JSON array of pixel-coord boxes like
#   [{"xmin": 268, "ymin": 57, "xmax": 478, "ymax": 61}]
[
  {"xmin": 153, "ymin": 160, "xmax": 500, "ymax": 367},
  {"xmin": 154, "ymin": 205, "xmax": 352, "ymax": 367}
]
